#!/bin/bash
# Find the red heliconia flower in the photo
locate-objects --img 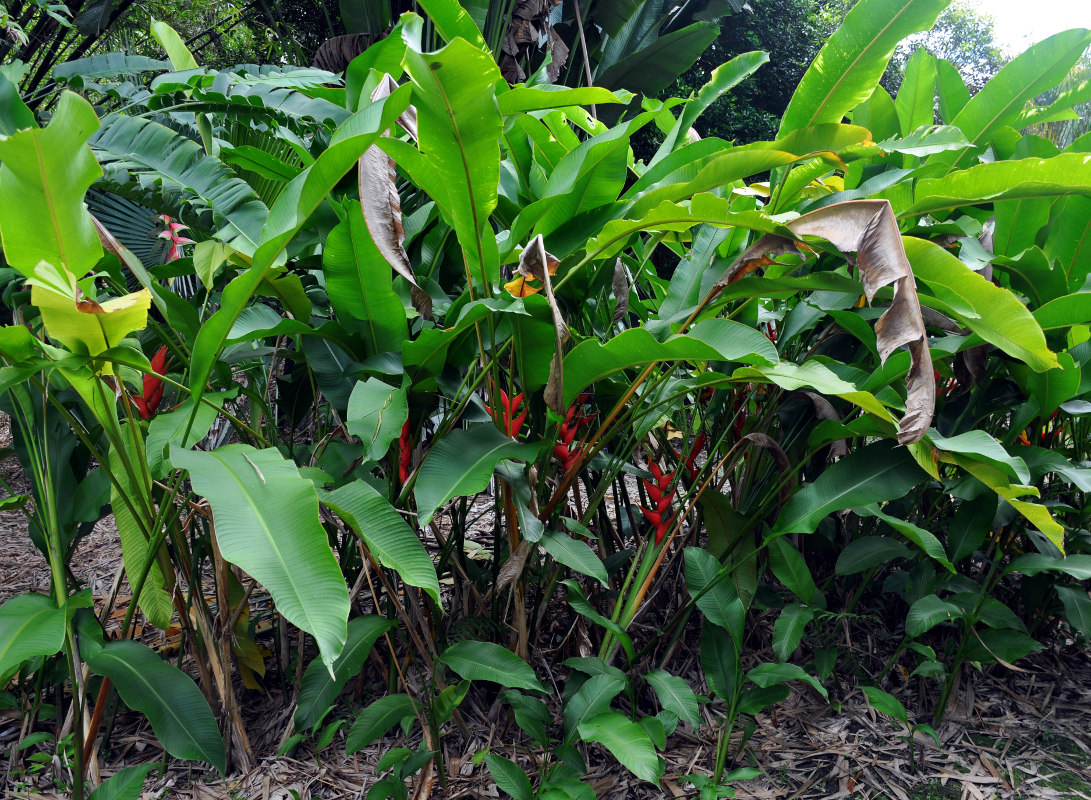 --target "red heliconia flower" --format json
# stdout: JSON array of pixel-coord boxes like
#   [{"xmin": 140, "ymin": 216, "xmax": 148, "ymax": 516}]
[
  {"xmin": 554, "ymin": 395, "xmax": 593, "ymax": 473},
  {"xmin": 491, "ymin": 389, "xmax": 527, "ymax": 438},
  {"xmin": 640, "ymin": 461, "xmax": 676, "ymax": 546},
  {"xmin": 132, "ymin": 345, "xmax": 169, "ymax": 419},
  {"xmin": 673, "ymin": 431, "xmax": 707, "ymax": 483},
  {"xmin": 398, "ymin": 419, "xmax": 413, "ymax": 484},
  {"xmin": 158, "ymin": 215, "xmax": 194, "ymax": 262},
  {"xmin": 763, "ymin": 321, "xmax": 778, "ymax": 344}
]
